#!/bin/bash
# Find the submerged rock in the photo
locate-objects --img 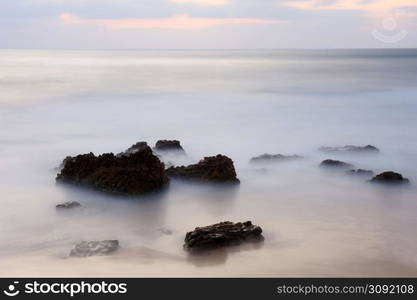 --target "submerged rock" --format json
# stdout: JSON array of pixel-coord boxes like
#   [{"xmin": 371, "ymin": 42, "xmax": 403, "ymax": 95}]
[
  {"xmin": 158, "ymin": 227, "xmax": 173, "ymax": 235},
  {"xmin": 56, "ymin": 145, "xmax": 168, "ymax": 195},
  {"xmin": 250, "ymin": 153, "xmax": 302, "ymax": 164},
  {"xmin": 154, "ymin": 140, "xmax": 185, "ymax": 152},
  {"xmin": 184, "ymin": 221, "xmax": 263, "ymax": 251},
  {"xmin": 370, "ymin": 171, "xmax": 410, "ymax": 185},
  {"xmin": 56, "ymin": 201, "xmax": 81, "ymax": 209},
  {"xmin": 70, "ymin": 240, "xmax": 119, "ymax": 257},
  {"xmin": 320, "ymin": 159, "xmax": 354, "ymax": 169},
  {"xmin": 117, "ymin": 141, "xmax": 149, "ymax": 157},
  {"xmin": 319, "ymin": 145, "xmax": 379, "ymax": 153},
  {"xmin": 166, "ymin": 154, "xmax": 239, "ymax": 183},
  {"xmin": 347, "ymin": 169, "xmax": 374, "ymax": 177}
]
